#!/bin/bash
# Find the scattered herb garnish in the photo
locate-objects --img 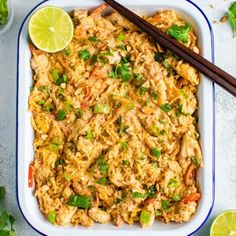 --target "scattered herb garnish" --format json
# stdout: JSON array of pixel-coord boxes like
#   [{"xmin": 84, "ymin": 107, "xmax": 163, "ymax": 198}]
[
  {"xmin": 162, "ymin": 60, "xmax": 174, "ymax": 75},
  {"xmin": 50, "ymin": 142, "xmax": 60, "ymax": 151},
  {"xmin": 74, "ymin": 108, "xmax": 83, "ymax": 119},
  {"xmin": 191, "ymin": 156, "xmax": 201, "ymax": 166},
  {"xmin": 64, "ymin": 172, "xmax": 71, "ymax": 181},
  {"xmin": 173, "ymin": 193, "xmax": 181, "ymax": 202},
  {"xmin": 137, "ymin": 86, "xmax": 148, "ymax": 96},
  {"xmin": 38, "ymin": 100, "xmax": 45, "ymax": 105},
  {"xmin": 151, "ymin": 92, "xmax": 158, "ymax": 100},
  {"xmin": 56, "ymin": 109, "xmax": 67, "ymax": 121},
  {"xmin": 120, "ymin": 140, "xmax": 128, "ymax": 150},
  {"xmin": 43, "ymin": 103, "xmax": 54, "ymax": 112},
  {"xmin": 117, "ymin": 45, "xmax": 127, "ymax": 51},
  {"xmin": 63, "ymin": 48, "xmax": 72, "ymax": 56},
  {"xmin": 67, "ymin": 194, "xmax": 91, "ymax": 208},
  {"xmin": 0, "ymin": 186, "xmax": 16, "ymax": 235},
  {"xmin": 117, "ymin": 33, "xmax": 125, "ymax": 42},
  {"xmin": 96, "ymin": 156, "xmax": 109, "ymax": 176},
  {"xmin": 79, "ymin": 50, "xmax": 90, "ymax": 60},
  {"xmin": 151, "ymin": 147, "xmax": 161, "ymax": 158},
  {"xmin": 86, "ymin": 130, "xmax": 94, "ymax": 140},
  {"xmin": 88, "ymin": 36, "xmax": 99, "ymax": 42},
  {"xmin": 55, "ymin": 159, "xmax": 65, "ymax": 168},
  {"xmin": 120, "ymin": 64, "xmax": 131, "ymax": 82},
  {"xmin": 167, "ymin": 23, "xmax": 191, "ymax": 43},
  {"xmin": 160, "ymin": 103, "xmax": 172, "ymax": 112},
  {"xmin": 120, "ymin": 55, "xmax": 131, "ymax": 64},
  {"xmin": 140, "ymin": 210, "xmax": 151, "ymax": 225},
  {"xmin": 119, "ymin": 125, "xmax": 129, "ymax": 135},
  {"xmin": 122, "ymin": 160, "xmax": 130, "ymax": 166},
  {"xmin": 52, "ymin": 69, "xmax": 68, "ymax": 85},
  {"xmin": 96, "ymin": 177, "xmax": 109, "ymax": 185},
  {"xmin": 48, "ymin": 211, "xmax": 56, "ymax": 223},
  {"xmin": 0, "ymin": 0, "xmax": 8, "ymax": 25},
  {"xmin": 94, "ymin": 103, "xmax": 110, "ymax": 114},
  {"xmin": 155, "ymin": 209, "xmax": 162, "ymax": 216},
  {"xmin": 147, "ymin": 185, "xmax": 157, "ymax": 198},
  {"xmin": 167, "ymin": 178, "xmax": 178, "ymax": 188},
  {"xmin": 154, "ymin": 52, "xmax": 165, "ymax": 63},
  {"xmin": 131, "ymin": 191, "xmax": 147, "ymax": 199},
  {"xmin": 133, "ymin": 73, "xmax": 143, "ymax": 86},
  {"xmin": 109, "ymin": 64, "xmax": 131, "ymax": 82},
  {"xmin": 229, "ymin": 2, "xmax": 236, "ymax": 37},
  {"xmin": 161, "ymin": 200, "xmax": 172, "ymax": 211}
]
